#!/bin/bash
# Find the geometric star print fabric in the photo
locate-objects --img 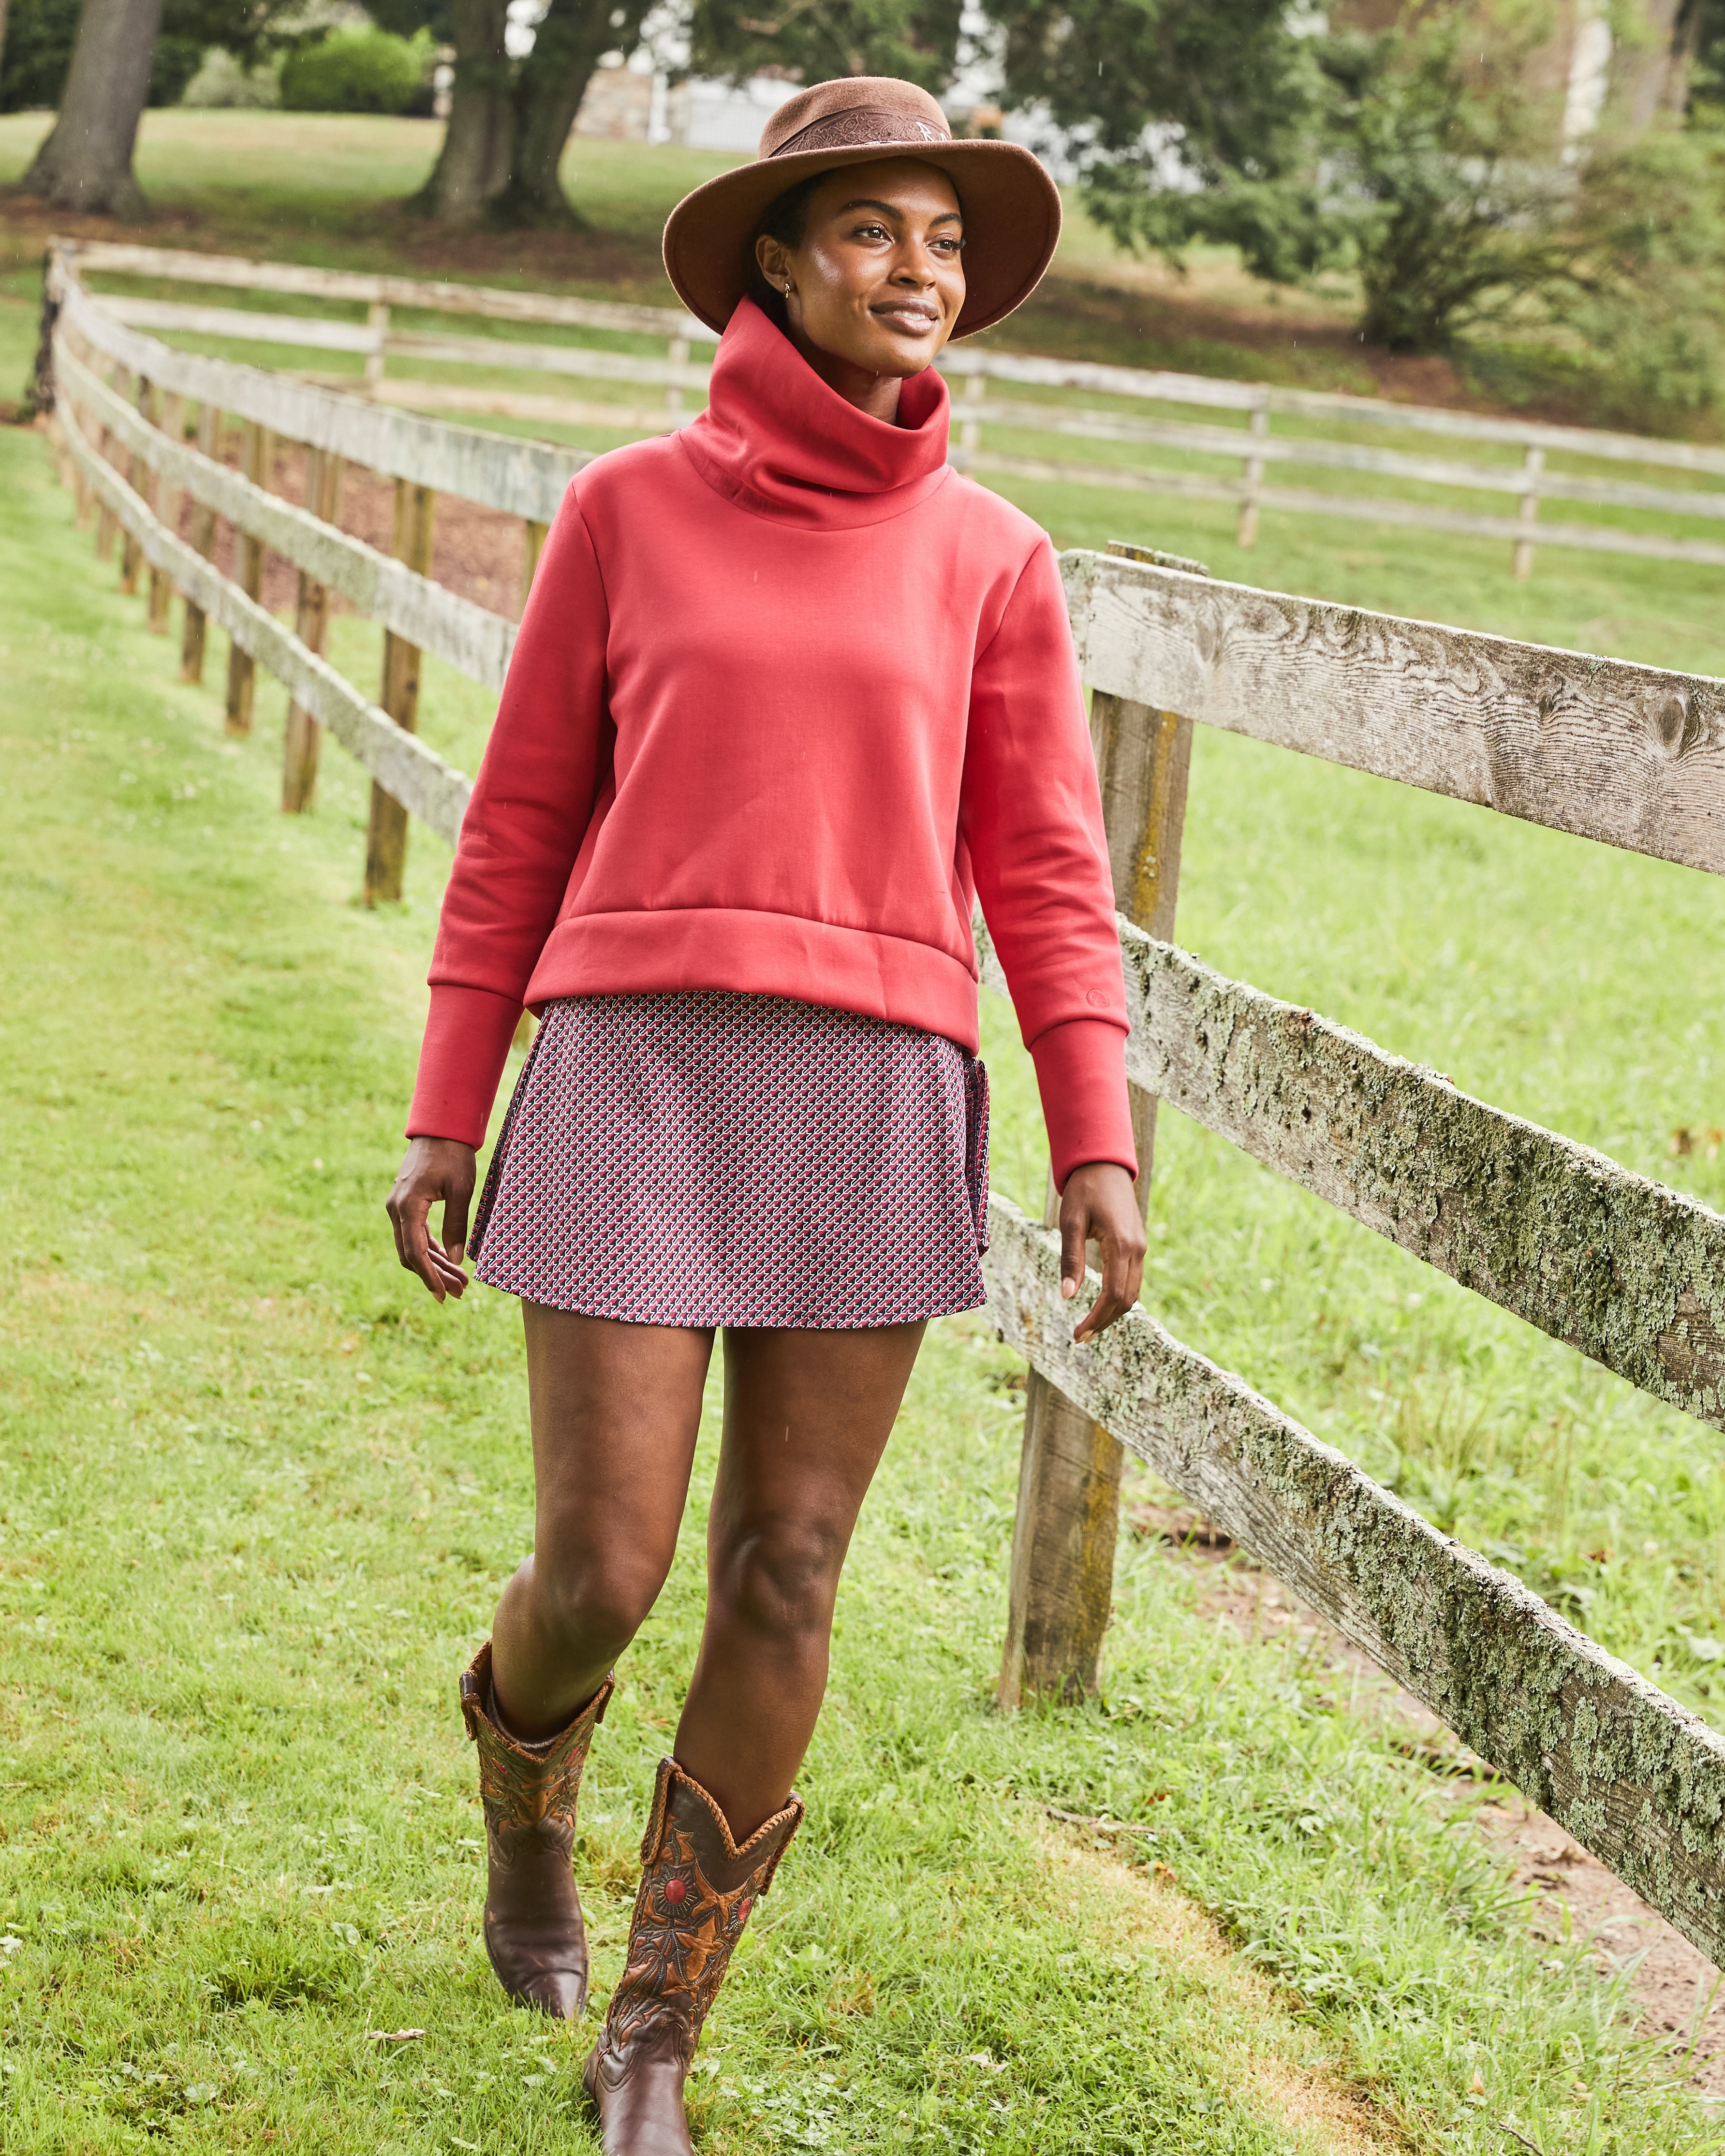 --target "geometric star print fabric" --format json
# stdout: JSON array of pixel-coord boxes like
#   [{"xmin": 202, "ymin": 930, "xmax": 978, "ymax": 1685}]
[{"xmin": 471, "ymin": 990, "xmax": 989, "ymax": 1329}]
